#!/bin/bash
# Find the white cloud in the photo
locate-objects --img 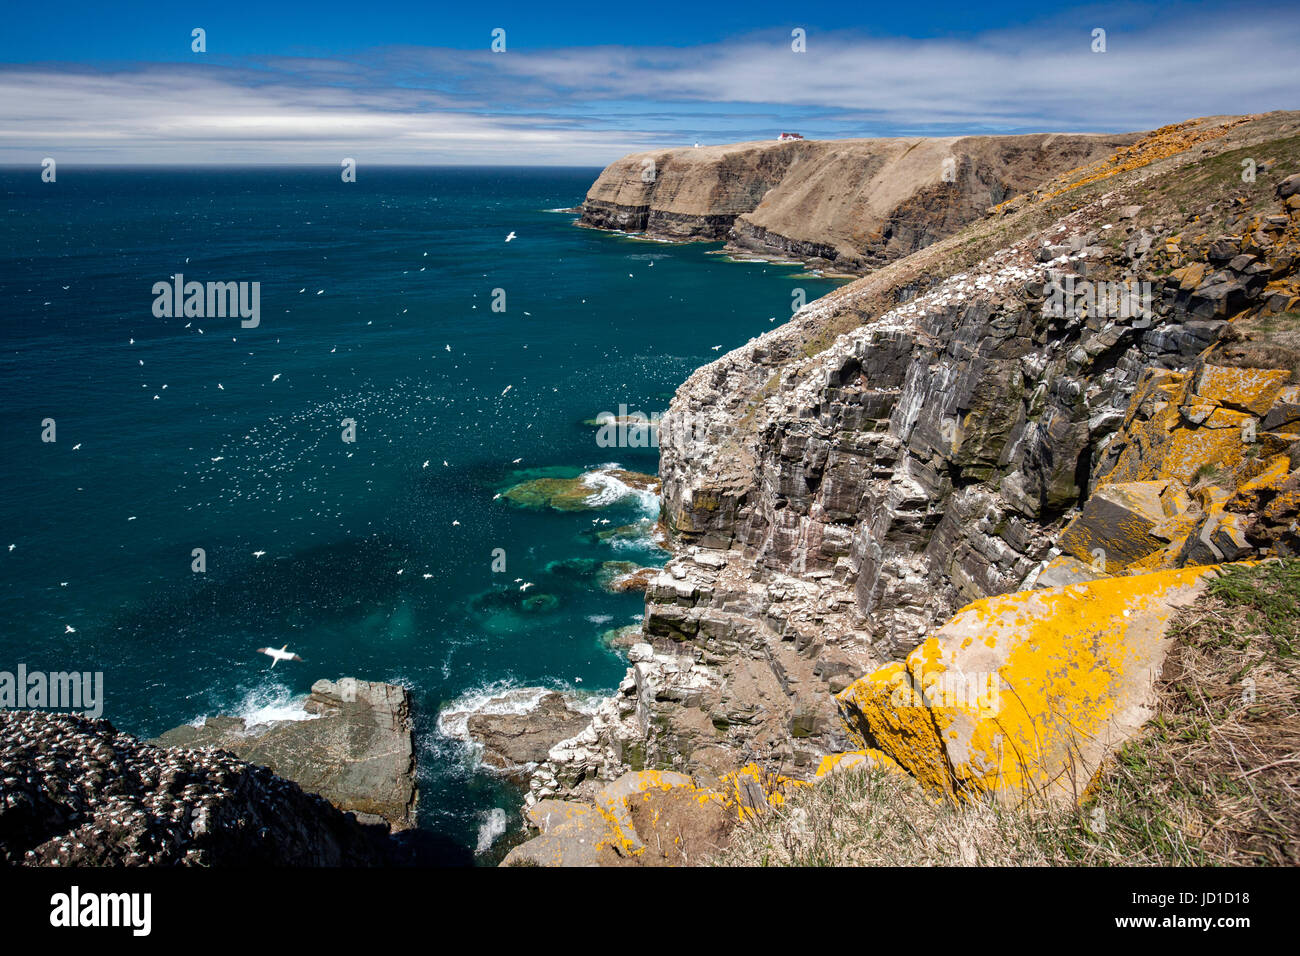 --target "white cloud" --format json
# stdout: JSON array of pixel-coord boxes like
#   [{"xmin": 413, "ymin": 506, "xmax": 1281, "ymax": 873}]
[{"xmin": 1, "ymin": 13, "xmax": 1295, "ymax": 164}]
